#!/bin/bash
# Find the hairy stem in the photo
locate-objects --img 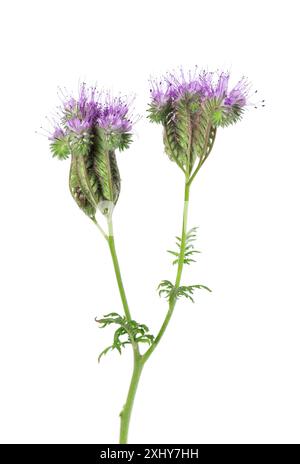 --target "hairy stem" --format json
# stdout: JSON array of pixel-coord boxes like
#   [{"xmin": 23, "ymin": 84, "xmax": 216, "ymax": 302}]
[
  {"xmin": 119, "ymin": 352, "xmax": 143, "ymax": 444},
  {"xmin": 107, "ymin": 216, "xmax": 132, "ymax": 322},
  {"xmin": 118, "ymin": 181, "xmax": 190, "ymax": 443},
  {"xmin": 188, "ymin": 125, "xmax": 216, "ymax": 186},
  {"xmin": 92, "ymin": 217, "xmax": 108, "ymax": 240},
  {"xmin": 101, "ymin": 180, "xmax": 191, "ymax": 444},
  {"xmin": 143, "ymin": 181, "xmax": 190, "ymax": 362},
  {"xmin": 98, "ymin": 214, "xmax": 142, "ymax": 444}
]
